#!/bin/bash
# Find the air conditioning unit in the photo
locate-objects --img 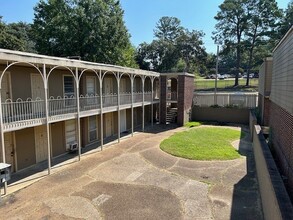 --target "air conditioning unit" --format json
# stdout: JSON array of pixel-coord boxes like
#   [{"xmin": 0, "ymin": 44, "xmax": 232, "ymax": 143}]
[{"xmin": 68, "ymin": 142, "xmax": 78, "ymax": 152}]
